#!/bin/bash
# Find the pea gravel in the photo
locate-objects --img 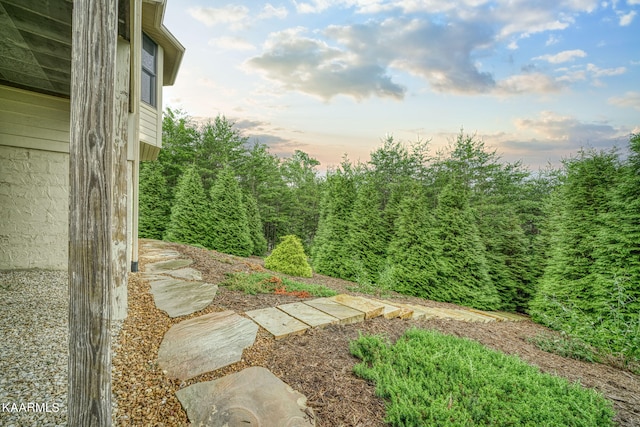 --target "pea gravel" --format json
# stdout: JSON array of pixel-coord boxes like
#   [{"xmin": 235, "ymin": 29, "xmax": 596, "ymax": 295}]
[{"xmin": 0, "ymin": 270, "xmax": 122, "ymax": 427}]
